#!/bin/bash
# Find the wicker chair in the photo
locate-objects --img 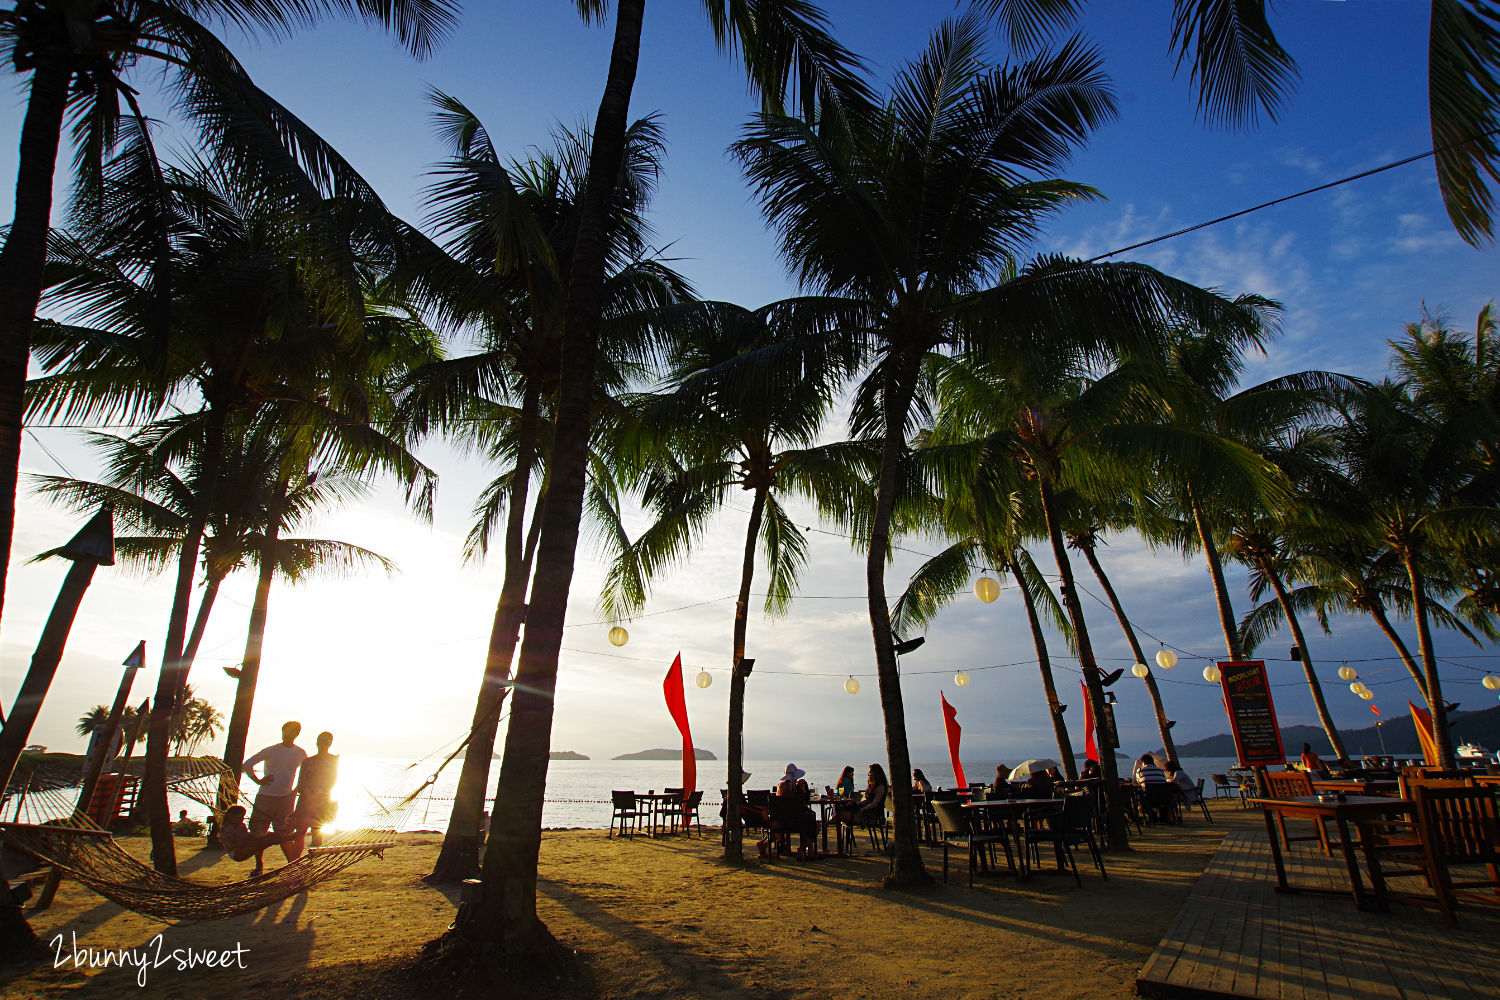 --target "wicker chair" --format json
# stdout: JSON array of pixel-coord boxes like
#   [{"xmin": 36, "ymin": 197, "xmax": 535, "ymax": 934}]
[{"xmin": 932, "ymin": 800, "xmax": 1012, "ymax": 887}]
